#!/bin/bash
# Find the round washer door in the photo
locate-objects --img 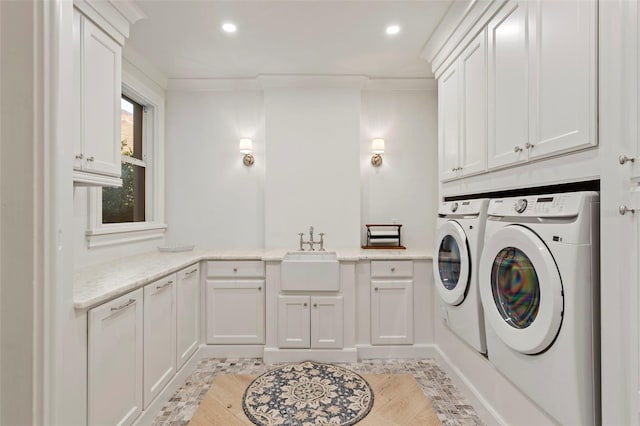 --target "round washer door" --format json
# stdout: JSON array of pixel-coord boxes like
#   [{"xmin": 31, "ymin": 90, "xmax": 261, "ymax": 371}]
[
  {"xmin": 434, "ymin": 220, "xmax": 470, "ymax": 305},
  {"xmin": 479, "ymin": 225, "xmax": 563, "ymax": 354}
]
